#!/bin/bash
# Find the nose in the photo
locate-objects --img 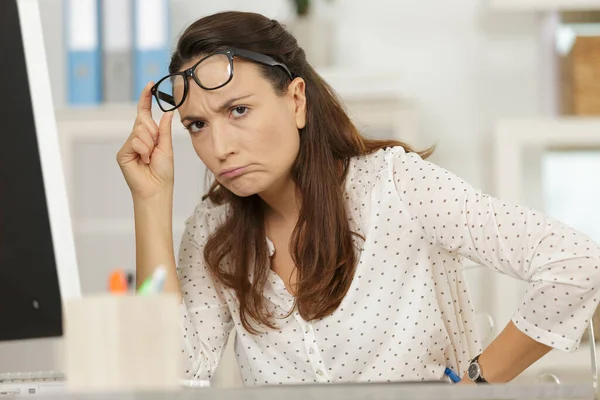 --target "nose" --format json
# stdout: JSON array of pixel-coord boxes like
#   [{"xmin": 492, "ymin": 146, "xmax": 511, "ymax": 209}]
[{"xmin": 211, "ymin": 122, "xmax": 238, "ymax": 161}]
